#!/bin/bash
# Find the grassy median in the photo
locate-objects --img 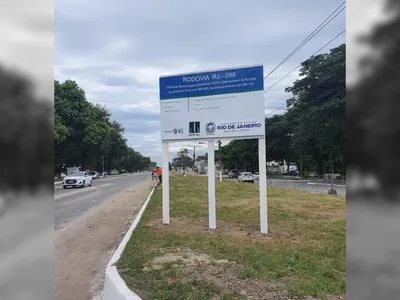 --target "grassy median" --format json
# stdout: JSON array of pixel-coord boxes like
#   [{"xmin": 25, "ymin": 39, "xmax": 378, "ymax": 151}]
[{"xmin": 117, "ymin": 175, "xmax": 345, "ymax": 300}]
